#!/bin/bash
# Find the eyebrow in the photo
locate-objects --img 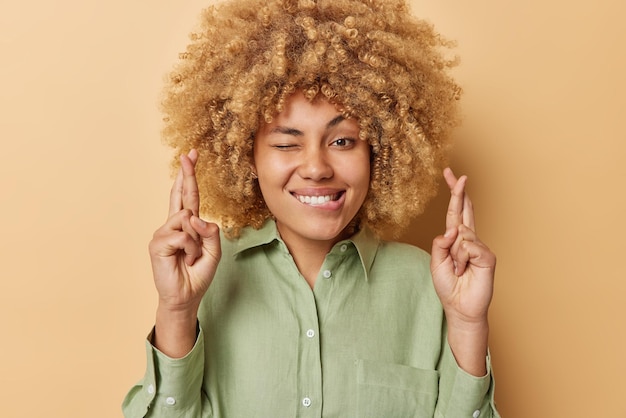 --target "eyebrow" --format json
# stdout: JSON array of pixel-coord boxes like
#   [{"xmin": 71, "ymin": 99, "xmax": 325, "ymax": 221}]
[{"xmin": 270, "ymin": 115, "xmax": 346, "ymax": 136}]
